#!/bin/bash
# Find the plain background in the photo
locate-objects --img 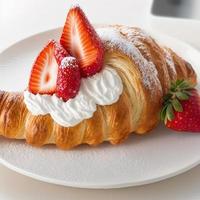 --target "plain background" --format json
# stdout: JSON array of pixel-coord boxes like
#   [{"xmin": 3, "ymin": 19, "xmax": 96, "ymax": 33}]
[{"xmin": 1, "ymin": 0, "xmax": 200, "ymax": 199}]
